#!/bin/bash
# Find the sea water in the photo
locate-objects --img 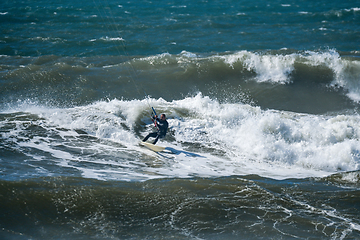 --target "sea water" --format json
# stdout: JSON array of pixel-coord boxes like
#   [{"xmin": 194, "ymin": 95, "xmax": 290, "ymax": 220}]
[{"xmin": 1, "ymin": 0, "xmax": 360, "ymax": 239}]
